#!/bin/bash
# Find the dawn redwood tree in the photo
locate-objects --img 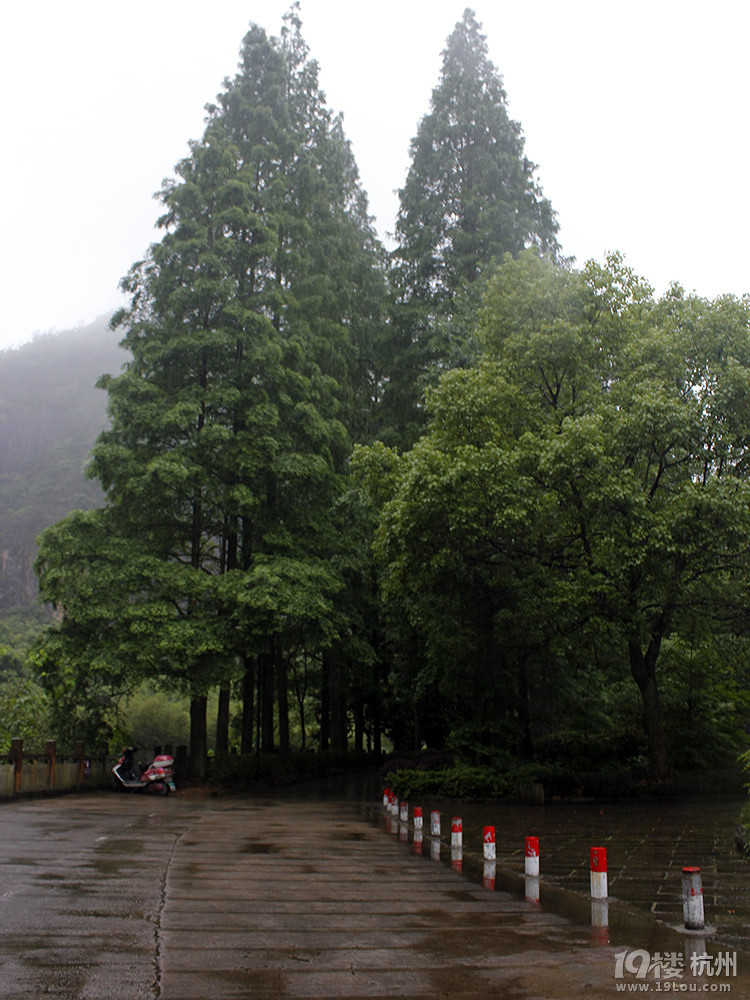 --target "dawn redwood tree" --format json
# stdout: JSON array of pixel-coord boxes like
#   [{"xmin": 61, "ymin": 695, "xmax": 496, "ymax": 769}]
[
  {"xmin": 394, "ymin": 8, "xmax": 559, "ymax": 304},
  {"xmin": 34, "ymin": 8, "xmax": 386, "ymax": 772},
  {"xmin": 382, "ymin": 8, "xmax": 560, "ymax": 448}
]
